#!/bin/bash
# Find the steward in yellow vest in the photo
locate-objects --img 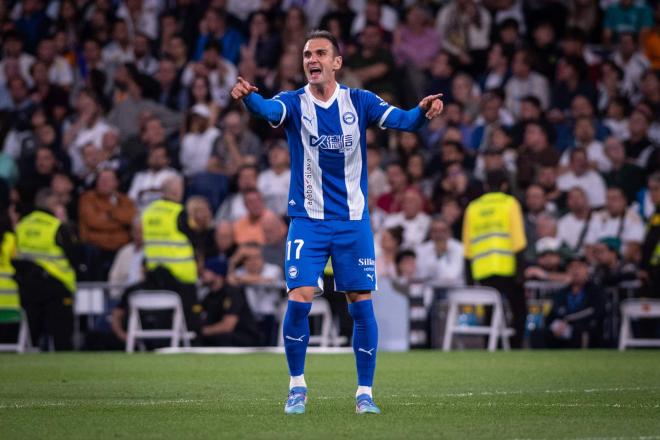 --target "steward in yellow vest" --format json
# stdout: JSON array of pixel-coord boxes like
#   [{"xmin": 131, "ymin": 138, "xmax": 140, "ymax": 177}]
[
  {"xmin": 141, "ymin": 176, "xmax": 201, "ymax": 334},
  {"xmin": 13, "ymin": 188, "xmax": 80, "ymax": 350},
  {"xmin": 462, "ymin": 170, "xmax": 527, "ymax": 348}
]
